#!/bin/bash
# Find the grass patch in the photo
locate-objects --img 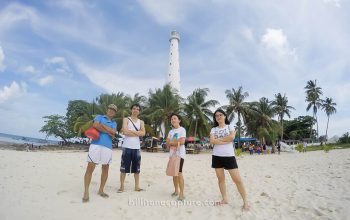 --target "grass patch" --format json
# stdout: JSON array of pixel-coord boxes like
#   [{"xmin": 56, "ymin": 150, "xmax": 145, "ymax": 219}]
[
  {"xmin": 235, "ymin": 148, "xmax": 242, "ymax": 157},
  {"xmin": 307, "ymin": 143, "xmax": 350, "ymax": 152}
]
